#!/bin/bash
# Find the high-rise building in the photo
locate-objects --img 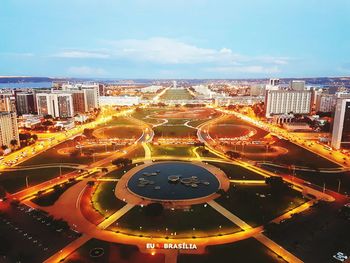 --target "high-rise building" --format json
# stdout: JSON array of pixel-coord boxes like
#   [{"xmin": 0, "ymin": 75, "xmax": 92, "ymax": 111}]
[
  {"xmin": 290, "ymin": 80, "xmax": 305, "ymax": 91},
  {"xmin": 0, "ymin": 112, "xmax": 19, "ymax": 147},
  {"xmin": 16, "ymin": 93, "xmax": 35, "ymax": 115},
  {"xmin": 315, "ymin": 94, "xmax": 337, "ymax": 113},
  {"xmin": 36, "ymin": 93, "xmax": 74, "ymax": 118},
  {"xmin": 98, "ymin": 84, "xmax": 106, "ymax": 96},
  {"xmin": 265, "ymin": 78, "xmax": 280, "ymax": 91},
  {"xmin": 82, "ymin": 87, "xmax": 99, "ymax": 111},
  {"xmin": 70, "ymin": 91, "xmax": 86, "ymax": 114},
  {"xmin": 331, "ymin": 98, "xmax": 350, "ymax": 149},
  {"xmin": 36, "ymin": 93, "xmax": 54, "ymax": 117},
  {"xmin": 0, "ymin": 93, "xmax": 16, "ymax": 112},
  {"xmin": 250, "ymin": 85, "xmax": 265, "ymax": 96},
  {"xmin": 56, "ymin": 94, "xmax": 74, "ymax": 118},
  {"xmin": 265, "ymin": 90, "xmax": 312, "ymax": 117}
]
